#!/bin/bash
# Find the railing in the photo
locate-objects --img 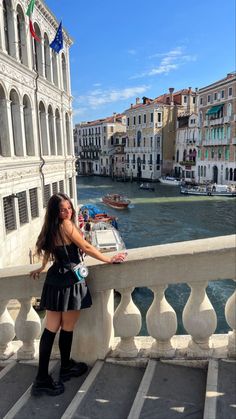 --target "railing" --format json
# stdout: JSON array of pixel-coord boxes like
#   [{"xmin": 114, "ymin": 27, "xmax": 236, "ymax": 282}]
[{"xmin": 0, "ymin": 235, "xmax": 235, "ymax": 365}]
